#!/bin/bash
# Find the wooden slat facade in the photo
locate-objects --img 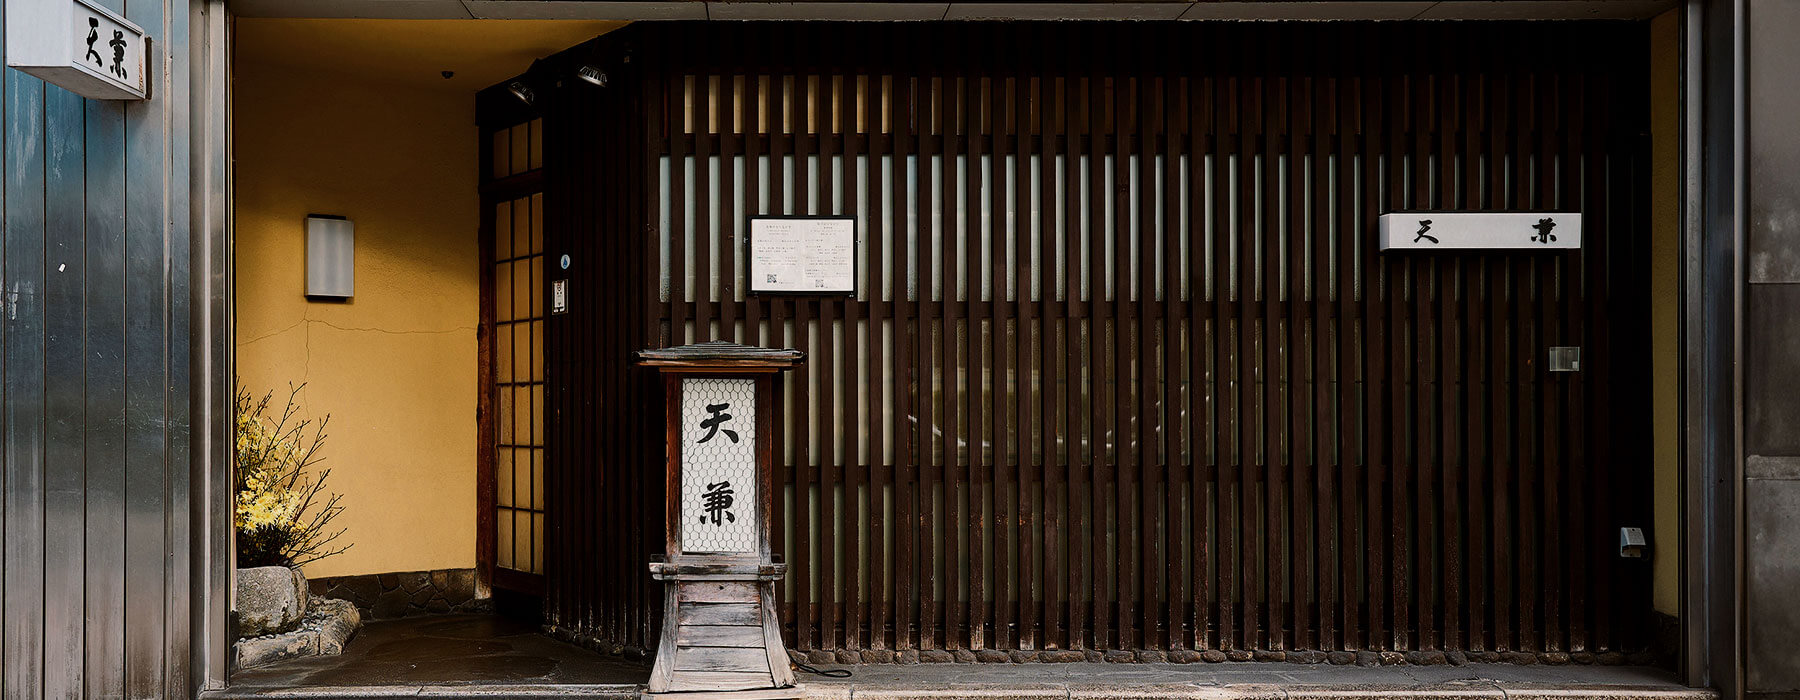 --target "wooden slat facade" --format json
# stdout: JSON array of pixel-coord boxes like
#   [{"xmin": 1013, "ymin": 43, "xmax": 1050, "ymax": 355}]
[{"xmin": 485, "ymin": 20, "xmax": 1656, "ymax": 657}]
